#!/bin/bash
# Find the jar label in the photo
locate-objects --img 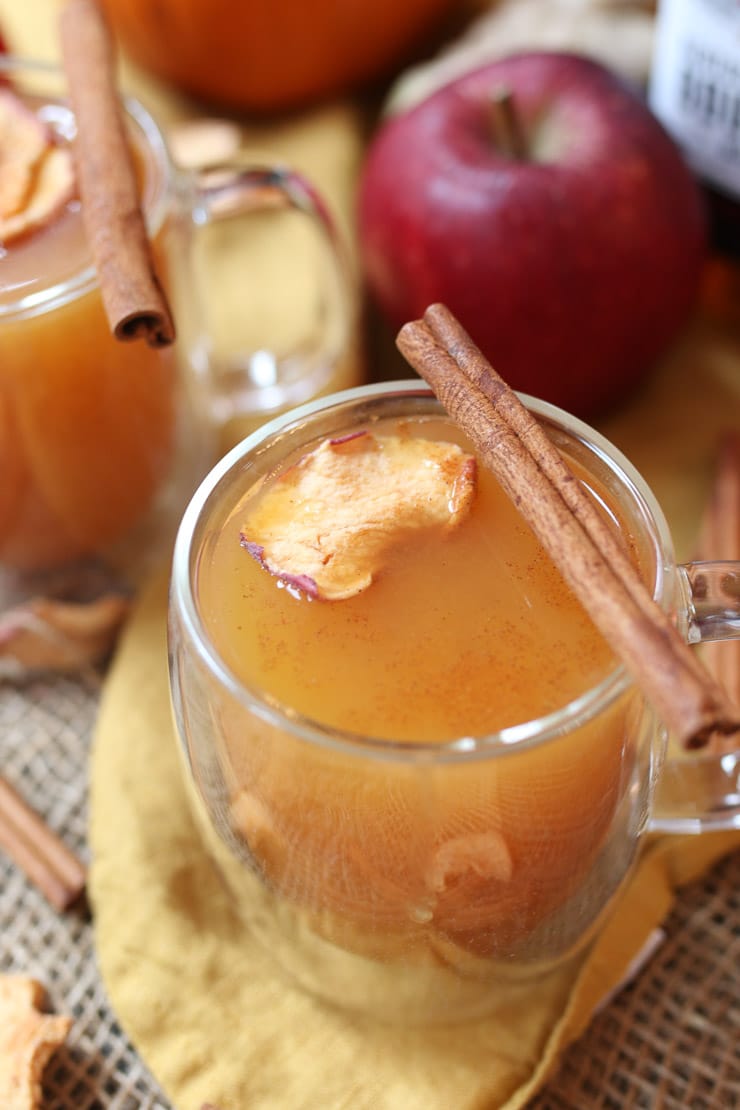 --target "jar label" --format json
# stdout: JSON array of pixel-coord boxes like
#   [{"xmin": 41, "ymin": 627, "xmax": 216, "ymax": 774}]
[{"xmin": 649, "ymin": 0, "xmax": 740, "ymax": 198}]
